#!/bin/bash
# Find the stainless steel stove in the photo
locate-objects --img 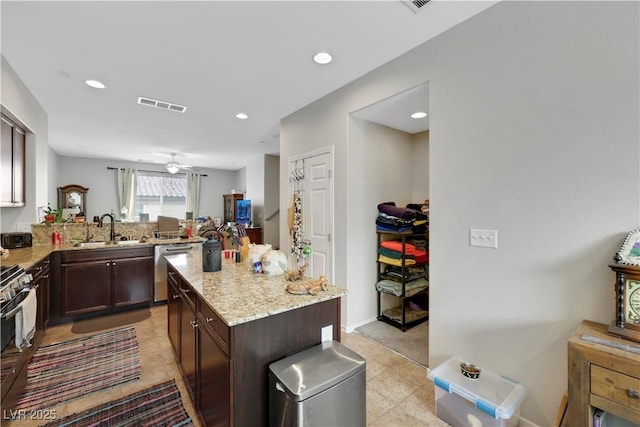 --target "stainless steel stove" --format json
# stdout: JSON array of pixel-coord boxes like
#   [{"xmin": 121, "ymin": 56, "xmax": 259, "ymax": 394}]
[{"xmin": 0, "ymin": 264, "xmax": 32, "ymax": 352}]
